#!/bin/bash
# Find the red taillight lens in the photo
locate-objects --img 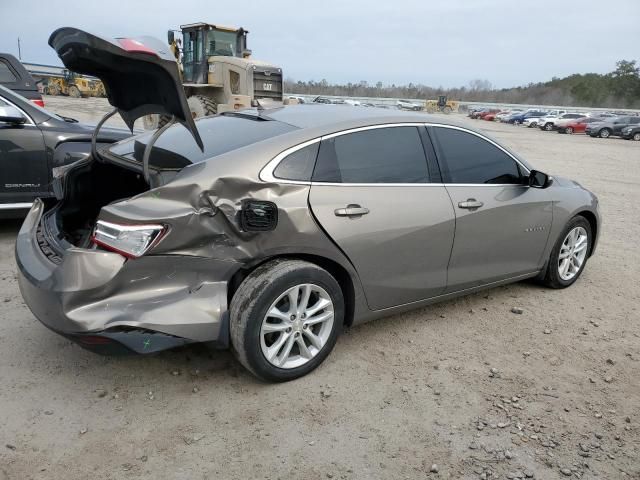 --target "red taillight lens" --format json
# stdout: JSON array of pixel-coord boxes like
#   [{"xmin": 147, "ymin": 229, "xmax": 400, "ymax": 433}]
[
  {"xmin": 91, "ymin": 220, "xmax": 165, "ymax": 258},
  {"xmin": 31, "ymin": 99, "xmax": 45, "ymax": 107},
  {"xmin": 117, "ymin": 38, "xmax": 158, "ymax": 56}
]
